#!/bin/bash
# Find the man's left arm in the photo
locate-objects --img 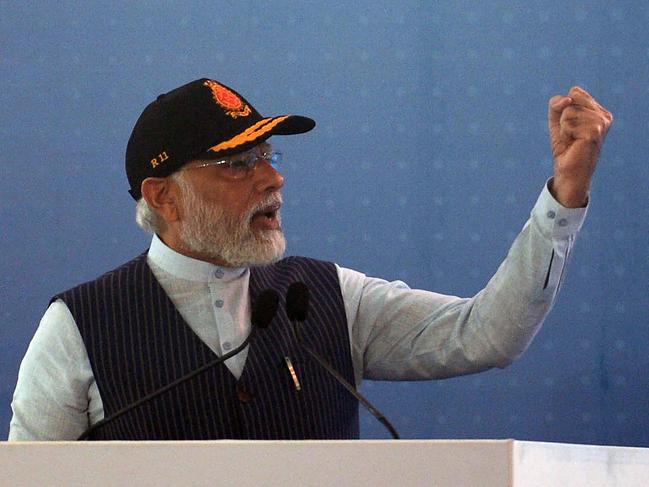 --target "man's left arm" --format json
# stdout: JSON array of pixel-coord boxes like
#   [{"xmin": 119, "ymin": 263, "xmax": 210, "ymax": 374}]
[
  {"xmin": 339, "ymin": 87, "xmax": 612, "ymax": 384},
  {"xmin": 340, "ymin": 186, "xmax": 585, "ymax": 385}
]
